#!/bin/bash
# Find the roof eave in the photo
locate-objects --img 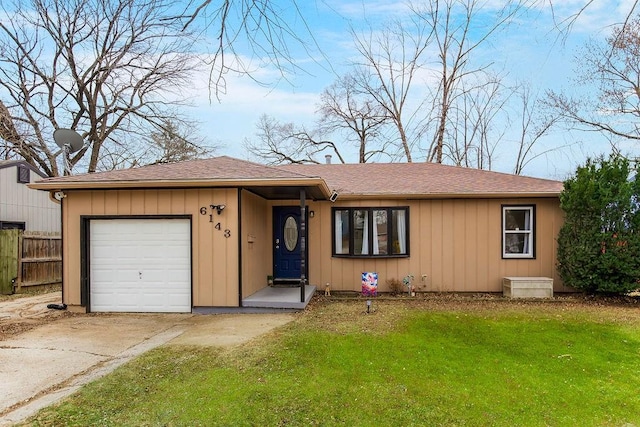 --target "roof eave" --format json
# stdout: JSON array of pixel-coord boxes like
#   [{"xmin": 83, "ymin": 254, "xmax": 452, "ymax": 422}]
[
  {"xmin": 331, "ymin": 191, "xmax": 562, "ymax": 200},
  {"xmin": 29, "ymin": 177, "xmax": 333, "ymax": 198},
  {"xmin": 1, "ymin": 160, "xmax": 47, "ymax": 178}
]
